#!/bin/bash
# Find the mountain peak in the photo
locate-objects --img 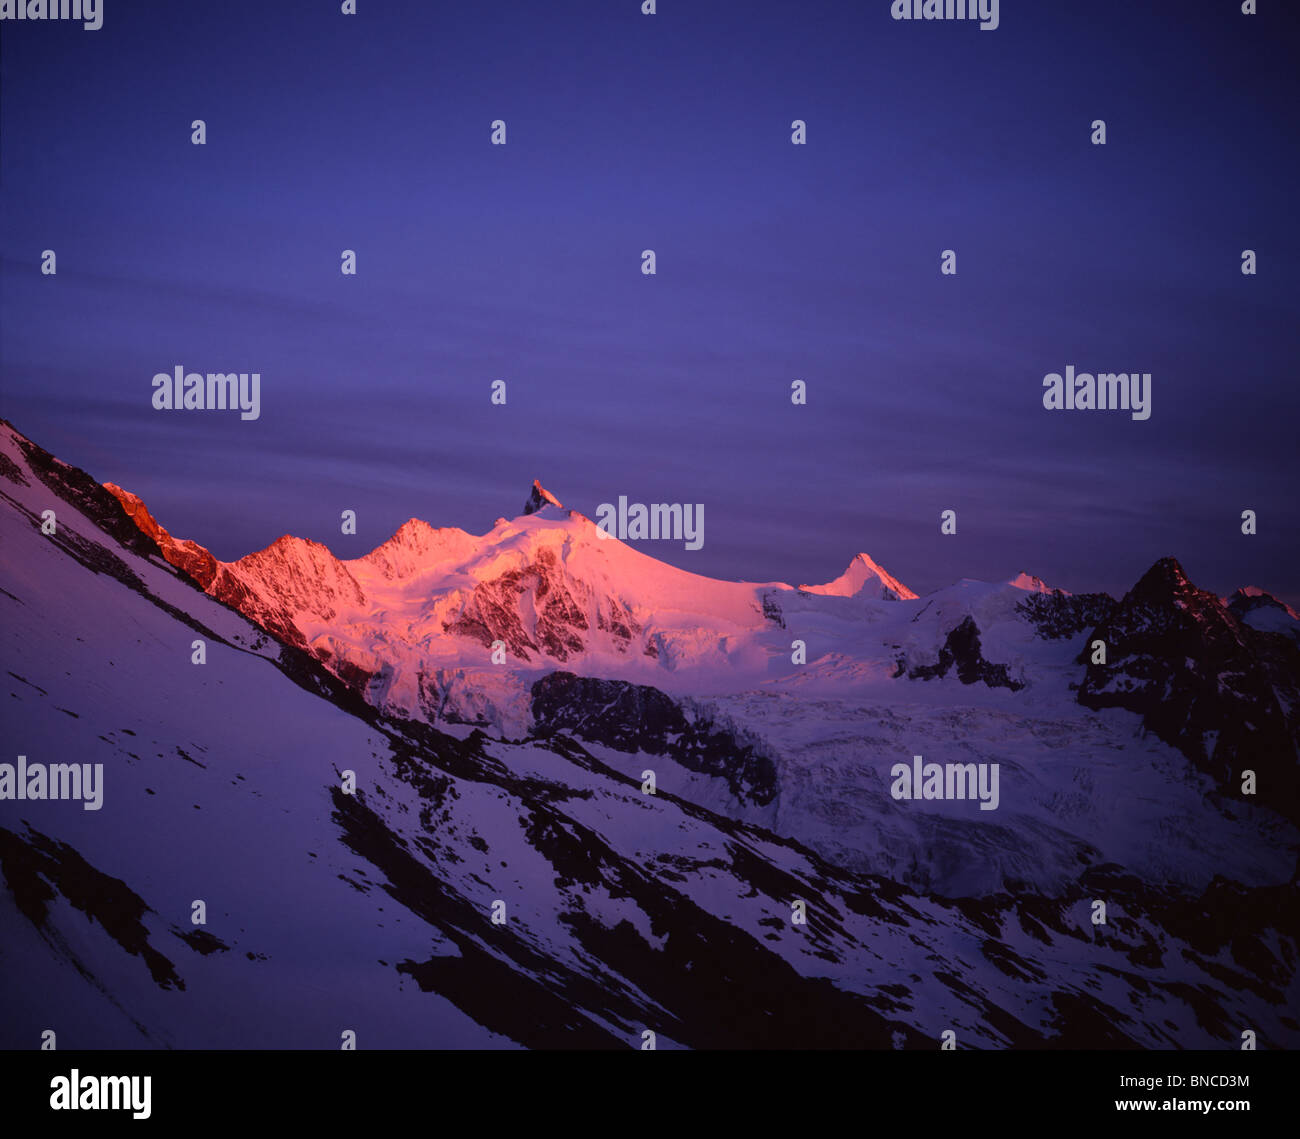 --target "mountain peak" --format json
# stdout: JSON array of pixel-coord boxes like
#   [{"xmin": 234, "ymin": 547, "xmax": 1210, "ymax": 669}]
[
  {"xmin": 799, "ymin": 552, "xmax": 917, "ymax": 601},
  {"xmin": 1131, "ymin": 556, "xmax": 1194, "ymax": 600},
  {"xmin": 522, "ymin": 480, "xmax": 563, "ymax": 516},
  {"xmin": 356, "ymin": 517, "xmax": 479, "ymax": 579},
  {"xmin": 1007, "ymin": 571, "xmax": 1063, "ymax": 595}
]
